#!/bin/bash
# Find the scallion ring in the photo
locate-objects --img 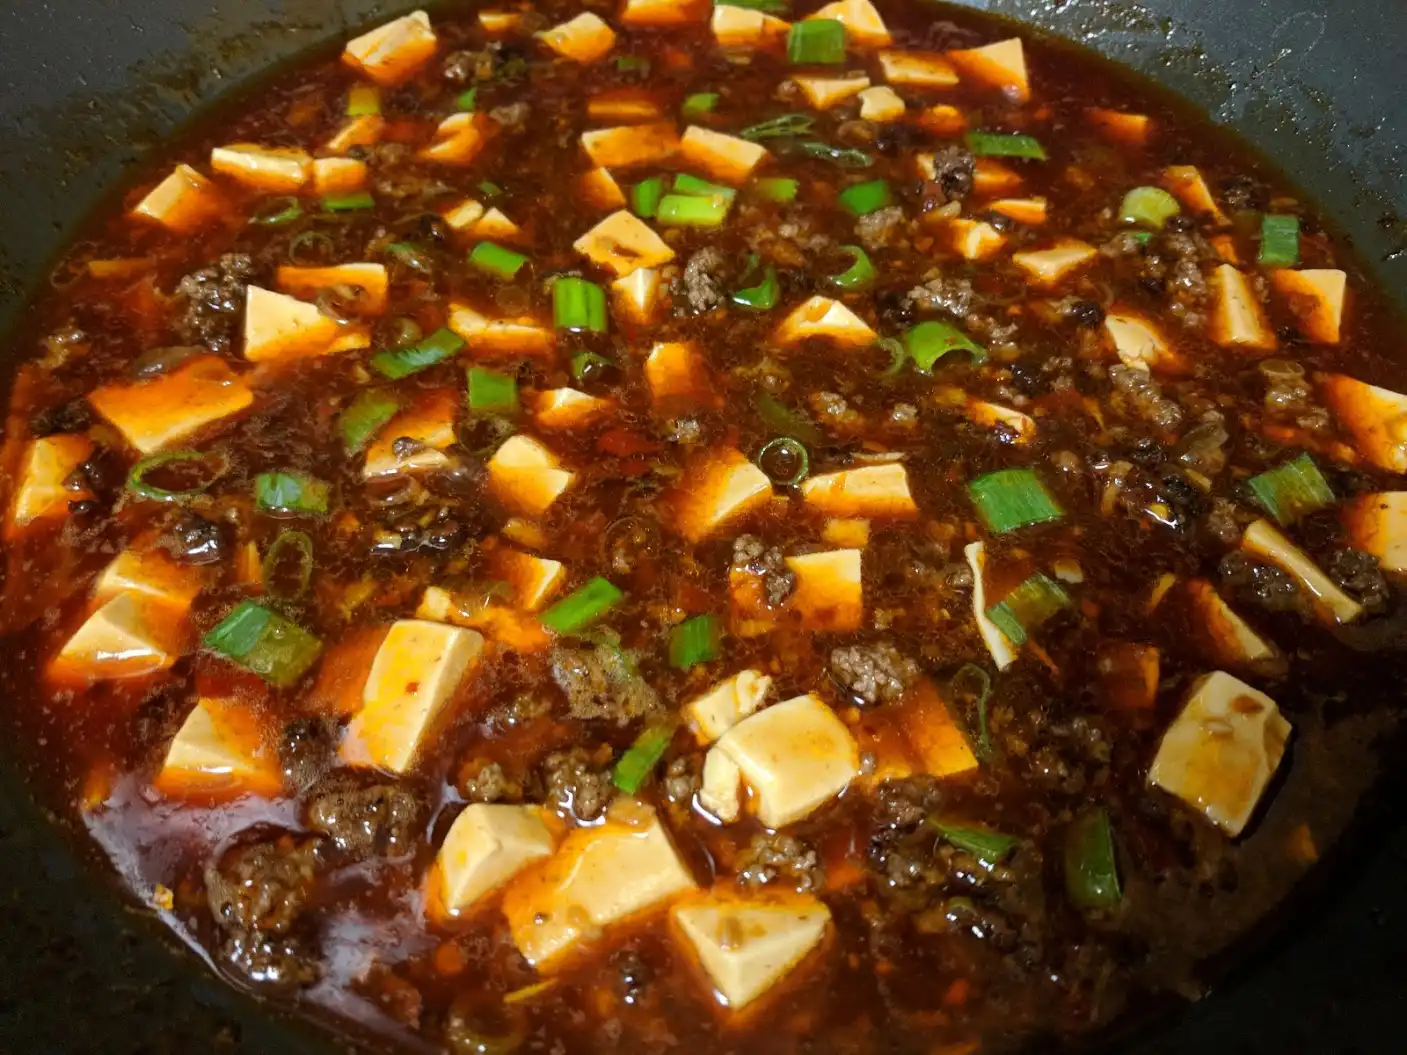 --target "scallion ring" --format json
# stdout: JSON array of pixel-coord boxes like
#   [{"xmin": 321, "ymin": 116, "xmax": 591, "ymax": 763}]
[
  {"xmin": 126, "ymin": 450, "xmax": 226, "ymax": 502},
  {"xmin": 287, "ymin": 230, "xmax": 335, "ymax": 266},
  {"xmin": 261, "ymin": 530, "xmax": 315, "ymax": 600},
  {"xmin": 250, "ymin": 196, "xmax": 303, "ymax": 226},
  {"xmin": 830, "ymin": 244, "xmax": 877, "ymax": 290},
  {"xmin": 878, "ymin": 337, "xmax": 909, "ymax": 377},
  {"xmin": 757, "ymin": 437, "xmax": 810, "ymax": 485}
]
